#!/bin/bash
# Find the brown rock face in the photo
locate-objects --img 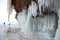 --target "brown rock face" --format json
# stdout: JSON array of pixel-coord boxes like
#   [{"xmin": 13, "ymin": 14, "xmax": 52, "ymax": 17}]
[
  {"xmin": 11, "ymin": 0, "xmax": 31, "ymax": 19},
  {"xmin": 12, "ymin": 0, "xmax": 31, "ymax": 13}
]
